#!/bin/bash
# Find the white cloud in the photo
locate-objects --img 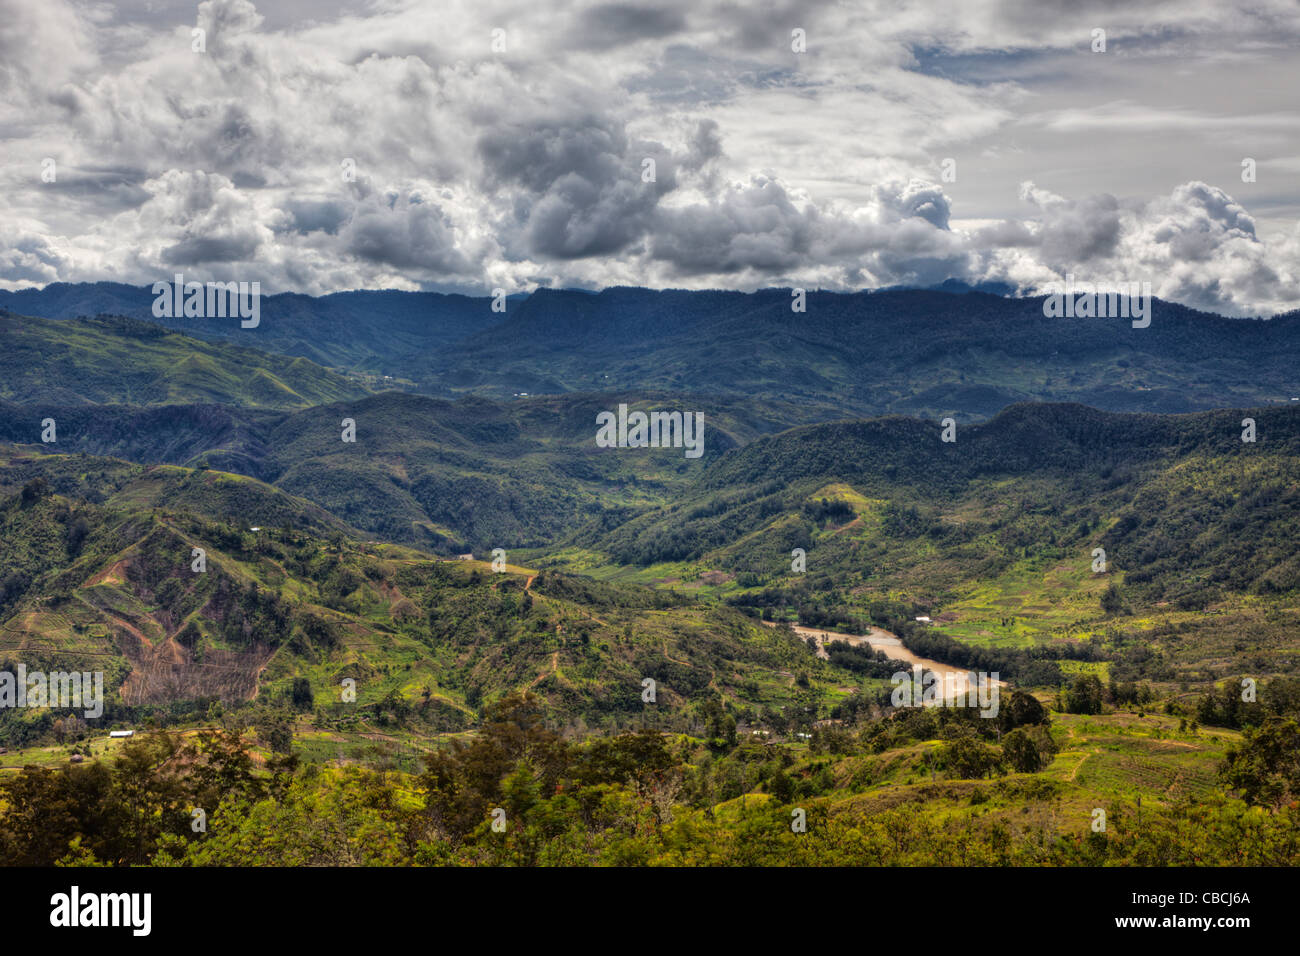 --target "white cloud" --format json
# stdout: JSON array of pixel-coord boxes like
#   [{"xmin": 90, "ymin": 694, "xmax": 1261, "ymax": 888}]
[{"xmin": 0, "ymin": 0, "xmax": 1296, "ymax": 315}]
